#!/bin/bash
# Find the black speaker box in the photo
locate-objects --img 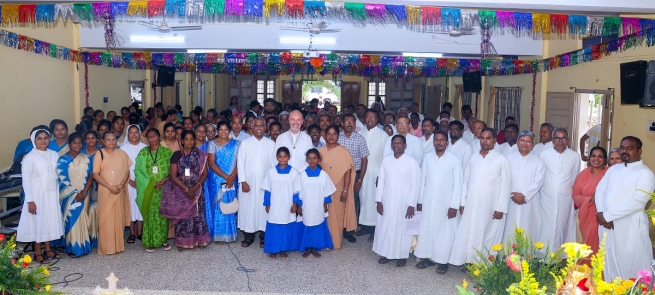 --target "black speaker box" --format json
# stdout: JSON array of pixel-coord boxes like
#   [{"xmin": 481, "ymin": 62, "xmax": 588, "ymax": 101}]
[
  {"xmin": 157, "ymin": 66, "xmax": 176, "ymax": 87},
  {"xmin": 463, "ymin": 71, "xmax": 482, "ymax": 93},
  {"xmin": 620, "ymin": 60, "xmax": 647, "ymax": 104},
  {"xmin": 641, "ymin": 61, "xmax": 655, "ymax": 107}
]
